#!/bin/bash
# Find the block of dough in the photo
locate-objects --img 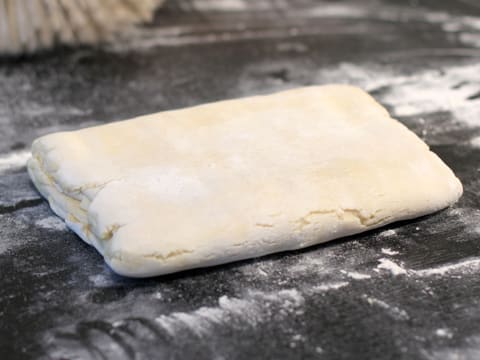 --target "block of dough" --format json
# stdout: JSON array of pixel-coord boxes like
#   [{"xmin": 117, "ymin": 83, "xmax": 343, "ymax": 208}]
[{"xmin": 27, "ymin": 85, "xmax": 463, "ymax": 277}]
